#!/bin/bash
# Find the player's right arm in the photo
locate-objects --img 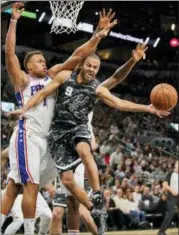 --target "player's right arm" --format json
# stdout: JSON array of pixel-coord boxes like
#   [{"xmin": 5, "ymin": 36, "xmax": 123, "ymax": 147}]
[
  {"xmin": 96, "ymin": 86, "xmax": 170, "ymax": 118},
  {"xmin": 101, "ymin": 43, "xmax": 148, "ymax": 90},
  {"xmin": 5, "ymin": 2, "xmax": 28, "ymax": 91},
  {"xmin": 23, "ymin": 70, "xmax": 72, "ymax": 113}
]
